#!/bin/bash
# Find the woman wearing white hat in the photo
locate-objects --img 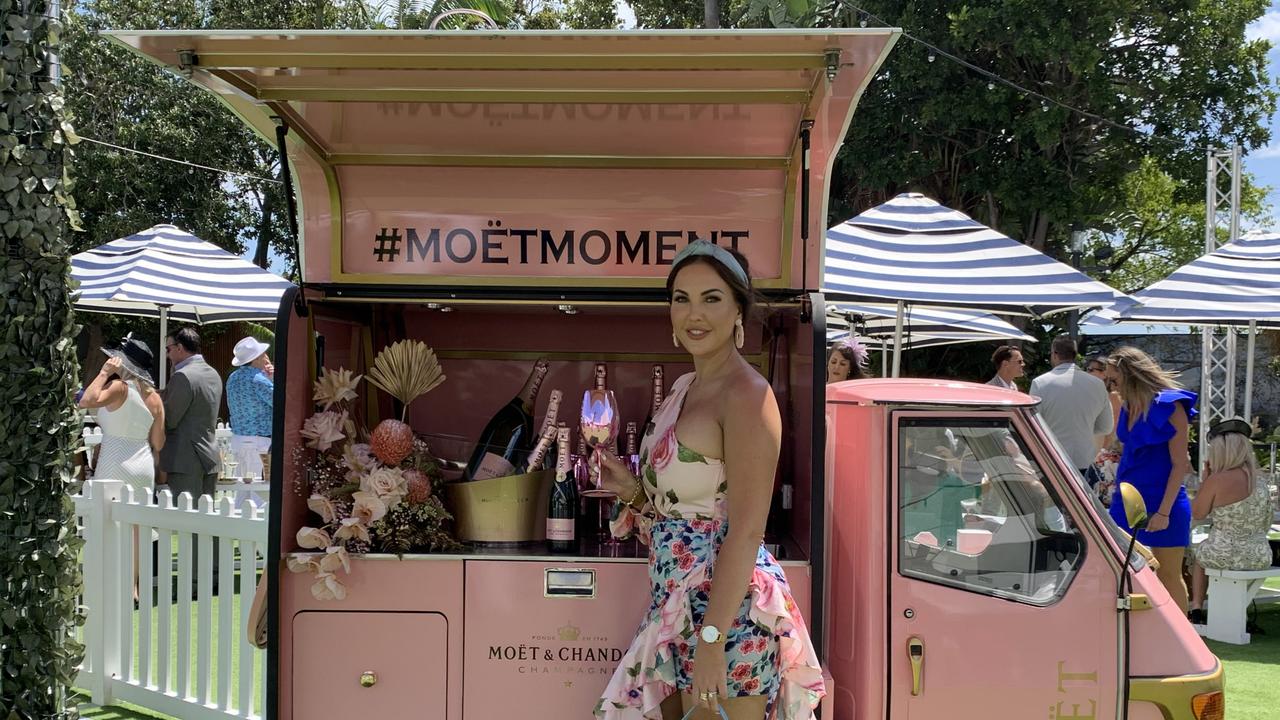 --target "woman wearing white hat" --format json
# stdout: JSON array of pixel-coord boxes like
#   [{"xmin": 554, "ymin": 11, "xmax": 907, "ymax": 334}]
[{"xmin": 226, "ymin": 336, "xmax": 275, "ymax": 487}]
